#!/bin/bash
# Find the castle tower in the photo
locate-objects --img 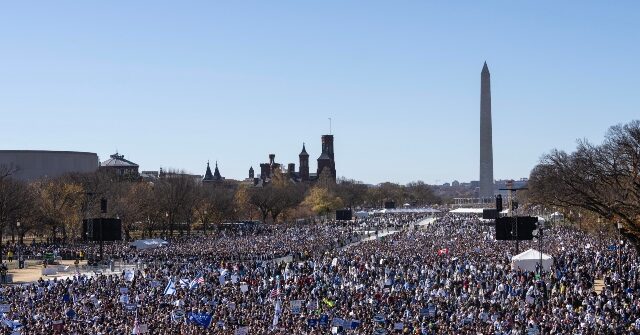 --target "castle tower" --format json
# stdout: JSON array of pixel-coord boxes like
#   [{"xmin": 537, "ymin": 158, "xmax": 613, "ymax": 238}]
[
  {"xmin": 299, "ymin": 143, "xmax": 309, "ymax": 181},
  {"xmin": 317, "ymin": 135, "xmax": 336, "ymax": 182},
  {"xmin": 479, "ymin": 62, "xmax": 494, "ymax": 198},
  {"xmin": 202, "ymin": 161, "xmax": 214, "ymax": 182},
  {"xmin": 212, "ymin": 161, "xmax": 222, "ymax": 181},
  {"xmin": 249, "ymin": 166, "xmax": 254, "ymax": 179}
]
